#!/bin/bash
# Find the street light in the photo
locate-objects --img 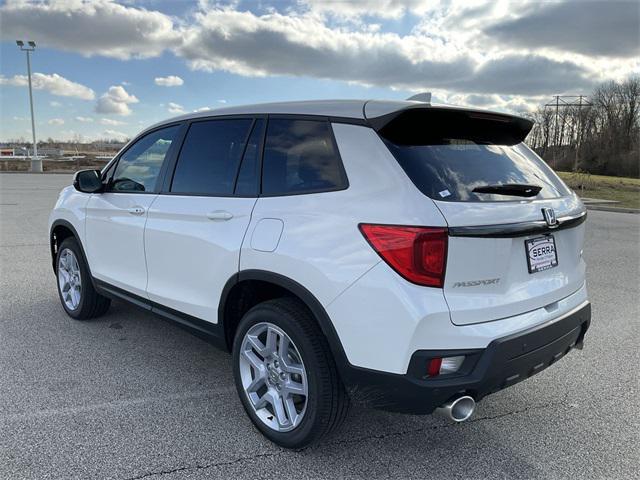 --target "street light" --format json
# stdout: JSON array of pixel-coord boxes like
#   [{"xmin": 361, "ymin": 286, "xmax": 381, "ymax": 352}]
[{"xmin": 16, "ymin": 39, "xmax": 41, "ymax": 173}]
